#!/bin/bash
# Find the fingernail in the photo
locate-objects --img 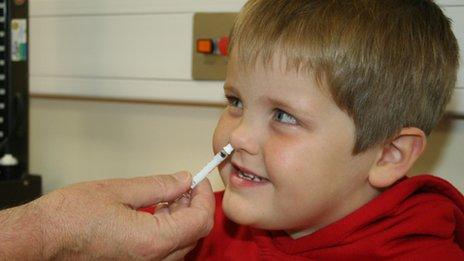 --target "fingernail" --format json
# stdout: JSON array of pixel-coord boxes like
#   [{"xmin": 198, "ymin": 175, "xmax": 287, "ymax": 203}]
[{"xmin": 173, "ymin": 172, "xmax": 190, "ymax": 183}]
